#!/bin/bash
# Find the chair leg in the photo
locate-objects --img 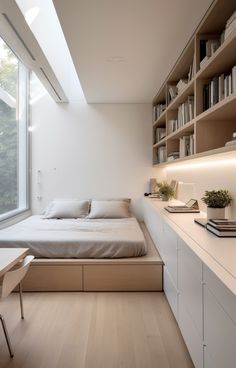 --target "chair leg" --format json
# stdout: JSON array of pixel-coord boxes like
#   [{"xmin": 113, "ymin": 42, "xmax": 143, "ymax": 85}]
[
  {"xmin": 0, "ymin": 314, "xmax": 14, "ymax": 358},
  {"xmin": 19, "ymin": 282, "xmax": 24, "ymax": 320}
]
